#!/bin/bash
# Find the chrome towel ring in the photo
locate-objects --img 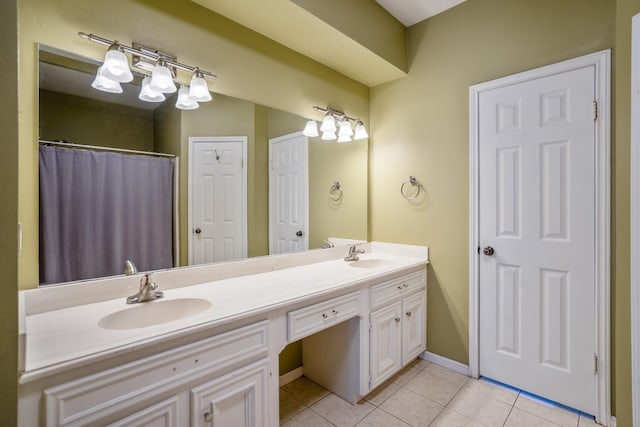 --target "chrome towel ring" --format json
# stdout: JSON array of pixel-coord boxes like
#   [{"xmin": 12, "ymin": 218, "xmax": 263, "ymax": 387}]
[
  {"xmin": 400, "ymin": 176, "xmax": 422, "ymax": 200},
  {"xmin": 329, "ymin": 181, "xmax": 343, "ymax": 201}
]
